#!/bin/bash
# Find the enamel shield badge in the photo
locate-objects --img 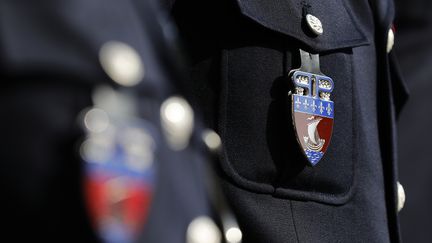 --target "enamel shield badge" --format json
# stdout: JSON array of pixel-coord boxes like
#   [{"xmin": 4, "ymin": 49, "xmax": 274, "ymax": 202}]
[
  {"xmin": 290, "ymin": 50, "xmax": 334, "ymax": 166},
  {"xmin": 80, "ymin": 88, "xmax": 157, "ymax": 242}
]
